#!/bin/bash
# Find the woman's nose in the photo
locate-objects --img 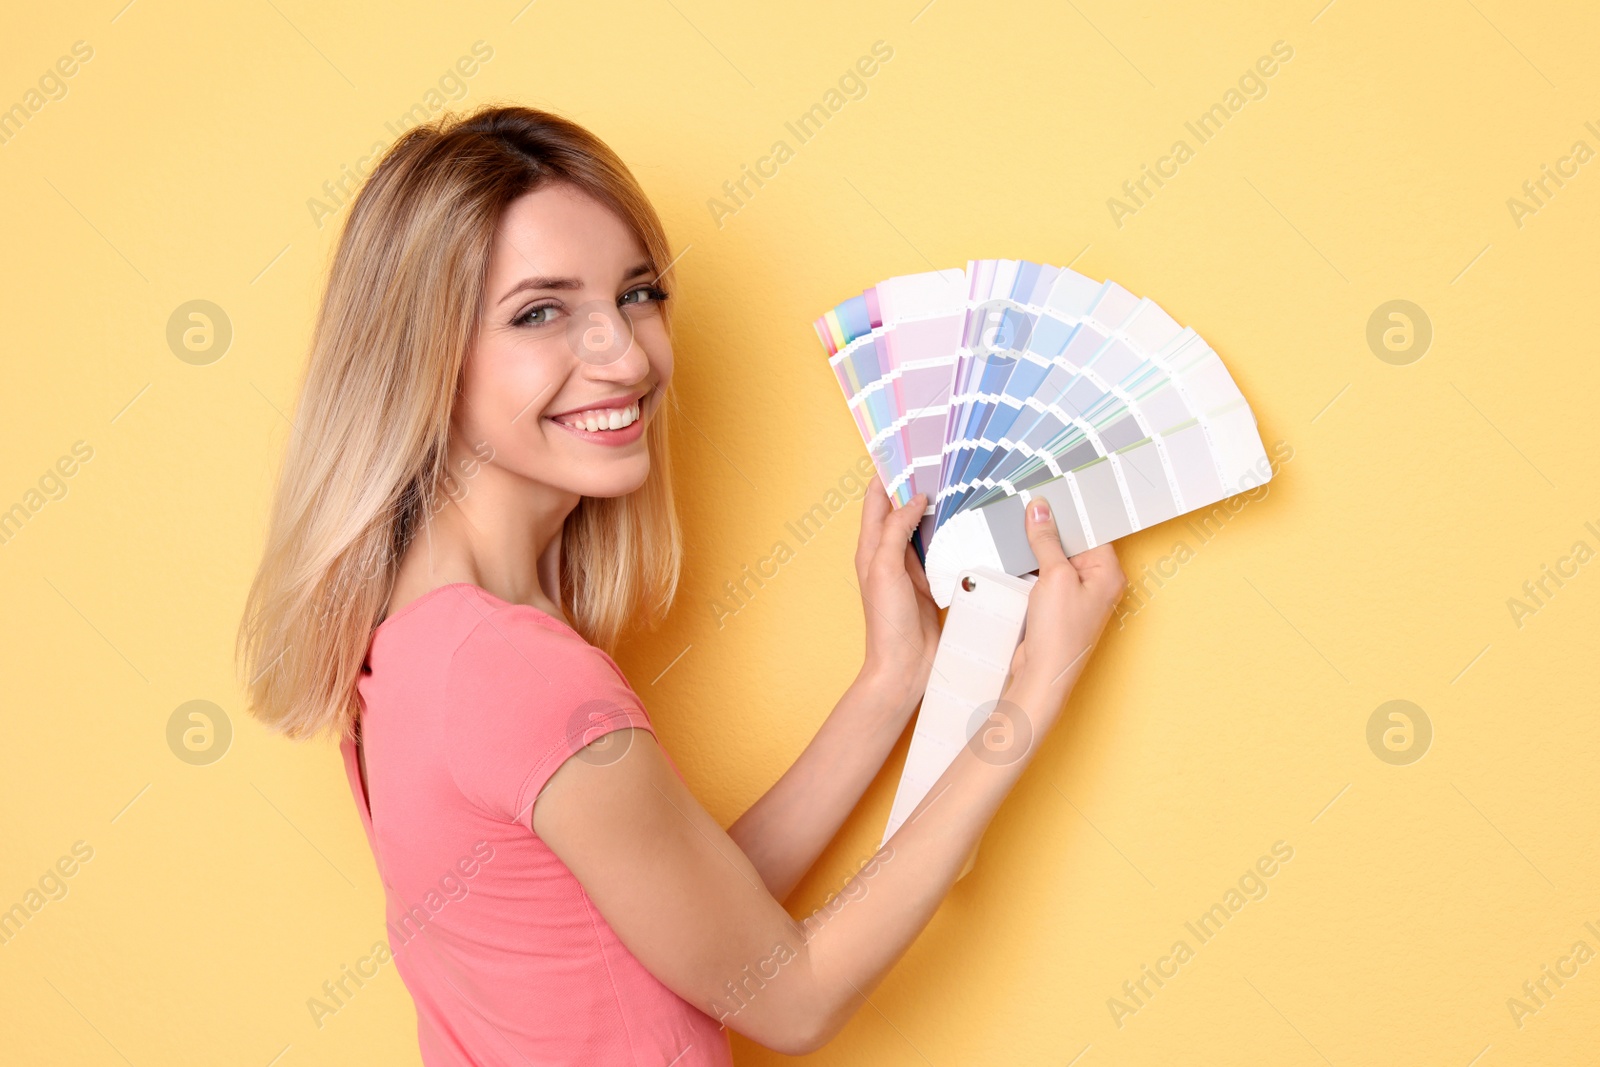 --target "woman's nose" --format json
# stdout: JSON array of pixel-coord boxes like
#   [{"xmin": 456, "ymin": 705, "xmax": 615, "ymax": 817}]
[{"xmin": 567, "ymin": 301, "xmax": 650, "ymax": 382}]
